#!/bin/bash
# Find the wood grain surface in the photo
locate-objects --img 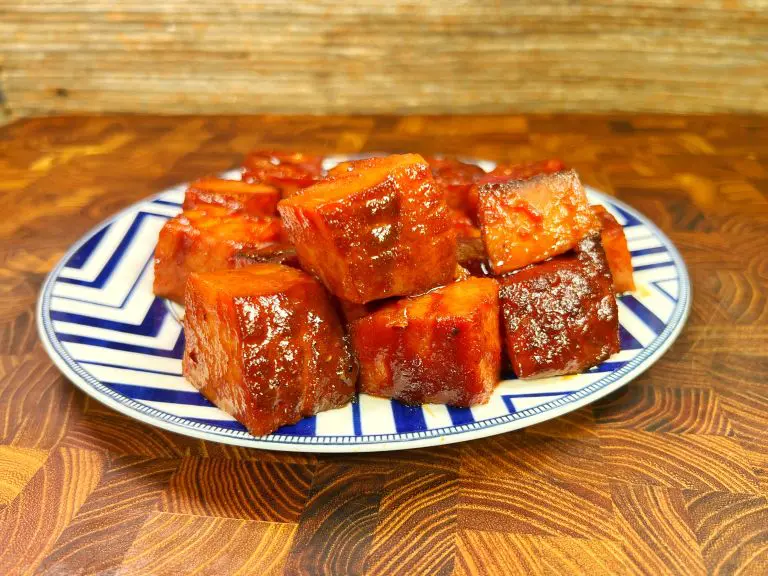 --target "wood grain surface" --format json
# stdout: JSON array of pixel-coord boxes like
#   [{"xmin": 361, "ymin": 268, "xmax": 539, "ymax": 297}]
[
  {"xmin": 0, "ymin": 113, "xmax": 767, "ymax": 575},
  {"xmin": 2, "ymin": 1, "xmax": 768, "ymax": 120}
]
